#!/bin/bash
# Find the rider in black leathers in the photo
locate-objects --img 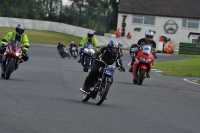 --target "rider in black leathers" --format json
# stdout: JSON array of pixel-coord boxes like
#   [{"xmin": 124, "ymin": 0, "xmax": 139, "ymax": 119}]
[
  {"xmin": 81, "ymin": 39, "xmax": 125, "ymax": 92},
  {"xmin": 57, "ymin": 42, "xmax": 65, "ymax": 53}
]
